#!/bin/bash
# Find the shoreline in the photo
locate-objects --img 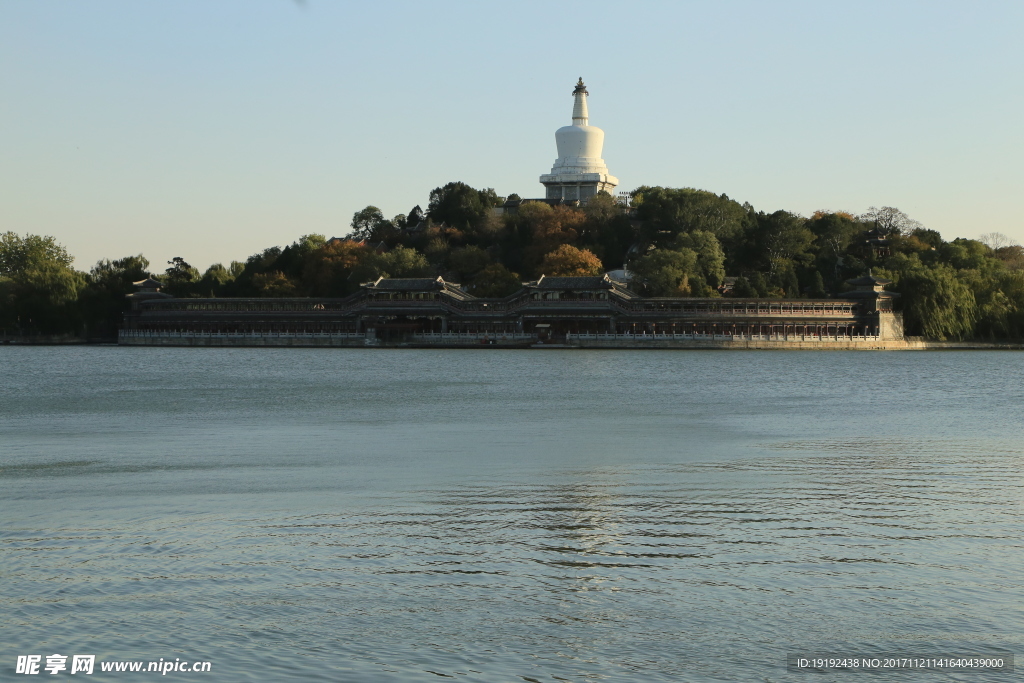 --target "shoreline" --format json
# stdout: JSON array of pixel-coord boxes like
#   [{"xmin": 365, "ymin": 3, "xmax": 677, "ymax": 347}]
[{"xmin": 4, "ymin": 336, "xmax": 1023, "ymax": 351}]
